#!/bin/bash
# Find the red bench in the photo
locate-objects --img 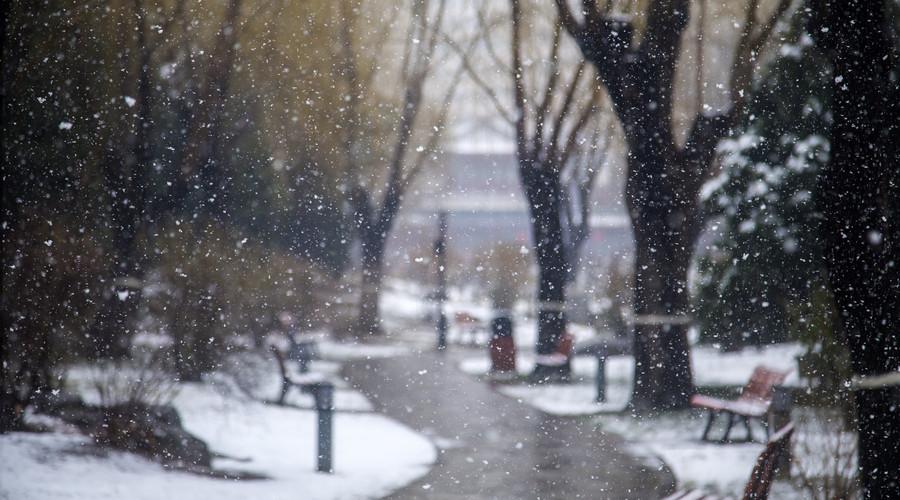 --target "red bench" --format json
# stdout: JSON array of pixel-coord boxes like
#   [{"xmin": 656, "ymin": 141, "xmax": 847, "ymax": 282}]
[
  {"xmin": 691, "ymin": 366, "xmax": 790, "ymax": 442},
  {"xmin": 663, "ymin": 422, "xmax": 795, "ymax": 500}
]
